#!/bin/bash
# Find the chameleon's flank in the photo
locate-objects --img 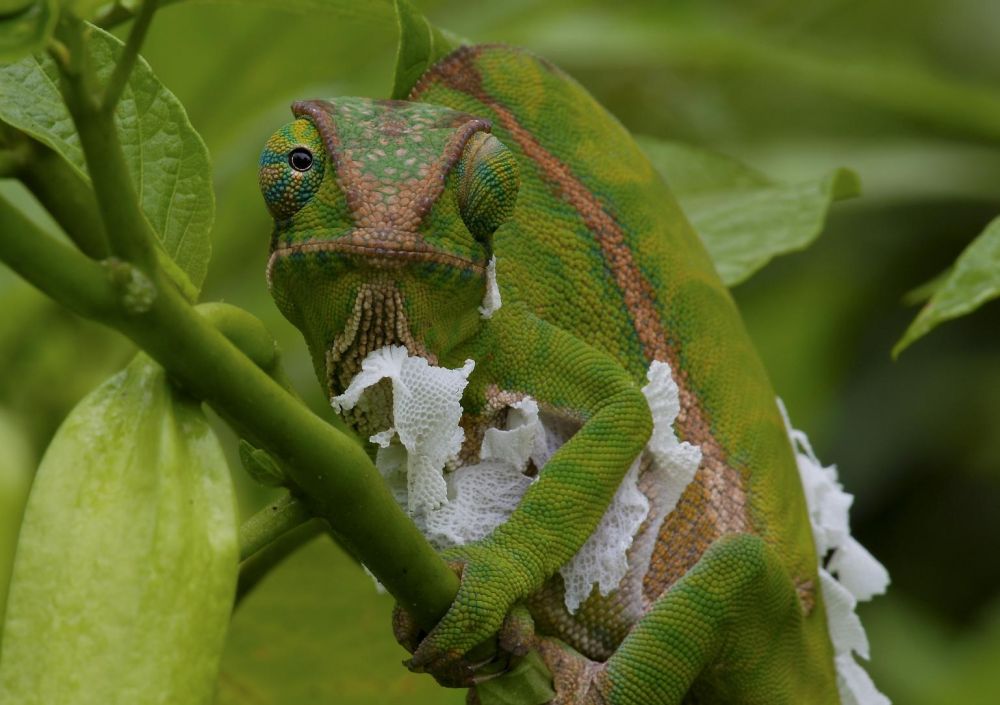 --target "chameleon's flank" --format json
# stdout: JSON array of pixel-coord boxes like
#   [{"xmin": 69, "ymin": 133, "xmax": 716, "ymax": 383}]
[{"xmin": 259, "ymin": 43, "xmax": 888, "ymax": 705}]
